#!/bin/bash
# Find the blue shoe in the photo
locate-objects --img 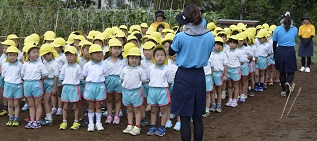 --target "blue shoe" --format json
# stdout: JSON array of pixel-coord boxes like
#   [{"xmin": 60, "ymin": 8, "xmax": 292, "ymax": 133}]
[
  {"xmin": 39, "ymin": 118, "xmax": 53, "ymax": 126},
  {"xmin": 258, "ymin": 86, "xmax": 263, "ymax": 92},
  {"xmin": 147, "ymin": 126, "xmax": 157, "ymax": 136},
  {"xmin": 239, "ymin": 95, "xmax": 245, "ymax": 103},
  {"xmin": 155, "ymin": 126, "xmax": 166, "ymax": 137},
  {"xmin": 254, "ymin": 86, "xmax": 259, "ymax": 92}
]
